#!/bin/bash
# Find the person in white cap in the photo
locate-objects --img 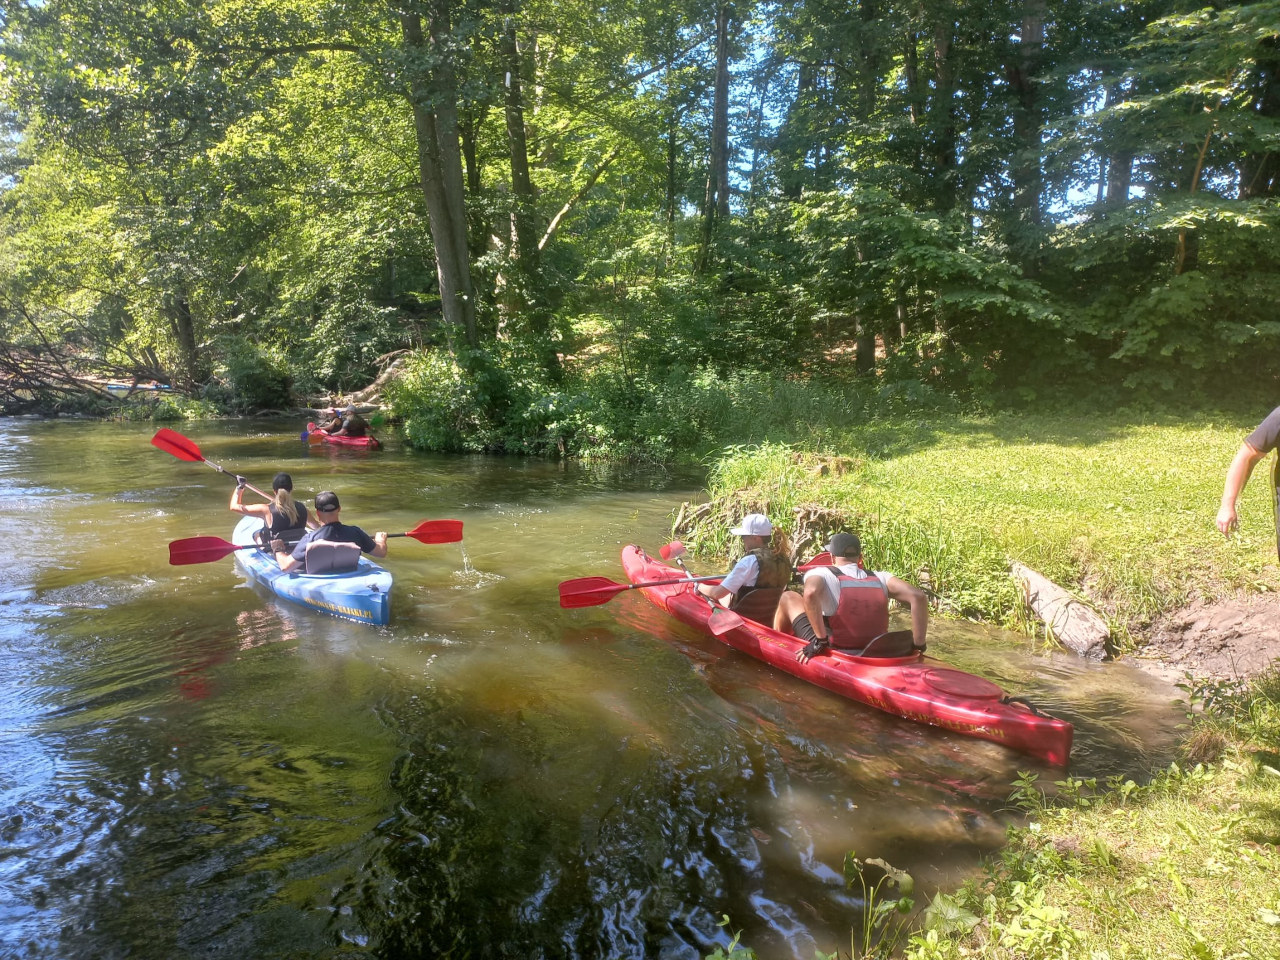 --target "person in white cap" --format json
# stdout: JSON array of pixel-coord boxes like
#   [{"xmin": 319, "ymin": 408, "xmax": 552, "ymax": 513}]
[
  {"xmin": 774, "ymin": 532, "xmax": 928, "ymax": 662},
  {"xmin": 696, "ymin": 513, "xmax": 793, "ymax": 621}
]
